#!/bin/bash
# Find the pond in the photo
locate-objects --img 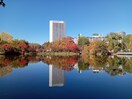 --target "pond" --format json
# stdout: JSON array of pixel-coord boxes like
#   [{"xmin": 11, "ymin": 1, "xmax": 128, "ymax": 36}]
[{"xmin": 0, "ymin": 55, "xmax": 132, "ymax": 99}]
